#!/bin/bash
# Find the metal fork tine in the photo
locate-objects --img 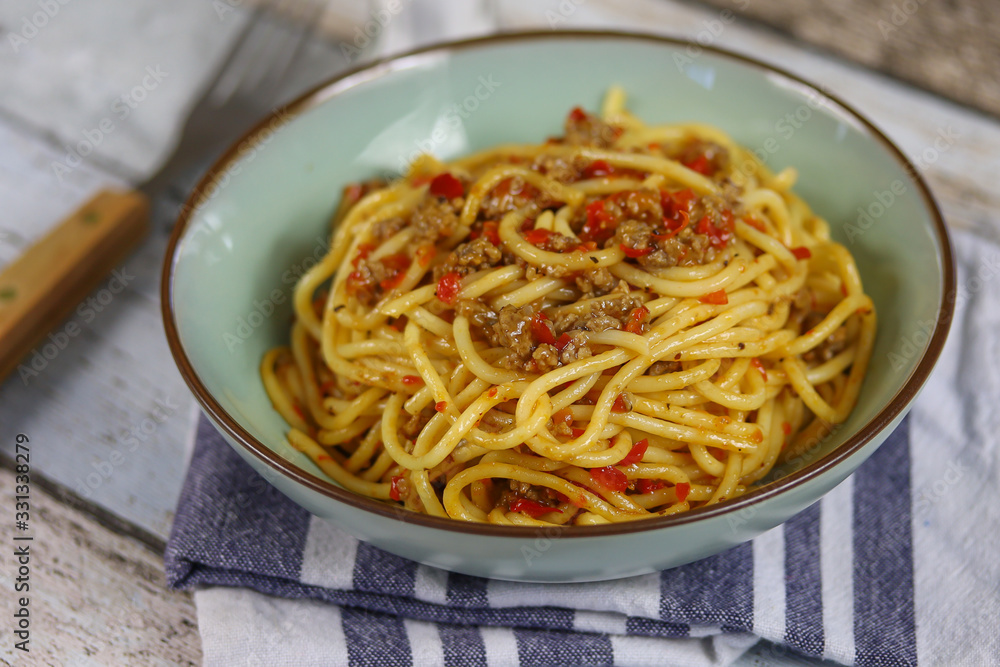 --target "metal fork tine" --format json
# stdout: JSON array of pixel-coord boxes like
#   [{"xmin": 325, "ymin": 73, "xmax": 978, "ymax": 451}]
[
  {"xmin": 208, "ymin": 7, "xmax": 274, "ymax": 105},
  {"xmin": 210, "ymin": 0, "xmax": 321, "ymax": 108},
  {"xmin": 250, "ymin": 0, "xmax": 327, "ymax": 98}
]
